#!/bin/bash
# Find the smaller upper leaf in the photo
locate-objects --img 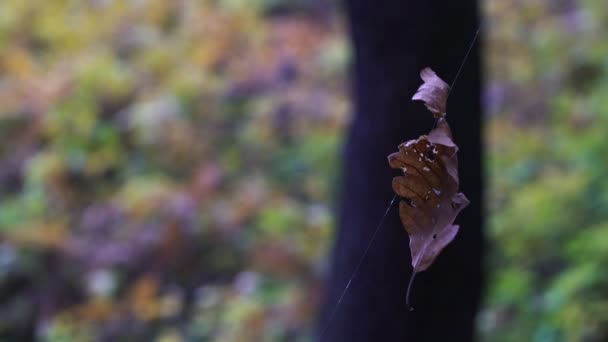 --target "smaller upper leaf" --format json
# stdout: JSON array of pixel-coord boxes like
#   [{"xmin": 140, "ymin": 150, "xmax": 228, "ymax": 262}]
[{"xmin": 412, "ymin": 68, "xmax": 449, "ymax": 118}]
